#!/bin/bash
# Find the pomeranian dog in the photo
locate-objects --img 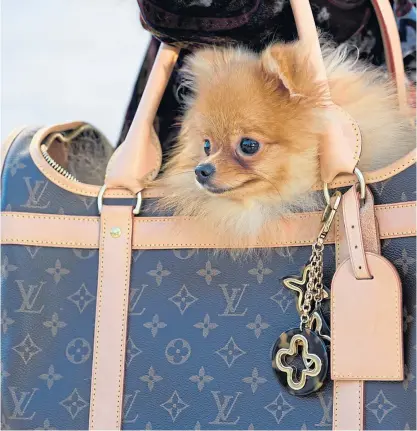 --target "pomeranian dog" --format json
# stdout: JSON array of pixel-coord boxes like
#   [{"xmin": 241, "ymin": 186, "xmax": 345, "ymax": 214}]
[{"xmin": 155, "ymin": 39, "xmax": 415, "ymax": 237}]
